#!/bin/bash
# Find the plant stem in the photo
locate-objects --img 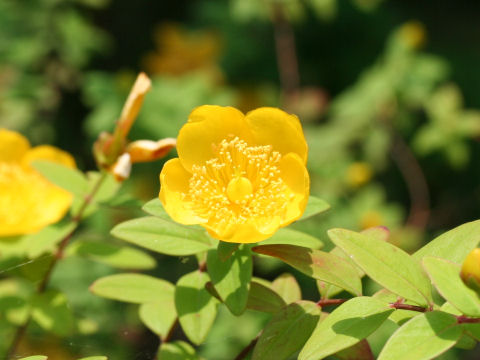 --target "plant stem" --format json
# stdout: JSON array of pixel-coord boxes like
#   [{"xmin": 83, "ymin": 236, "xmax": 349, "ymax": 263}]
[
  {"xmin": 5, "ymin": 172, "xmax": 107, "ymax": 359},
  {"xmin": 317, "ymin": 298, "xmax": 348, "ymax": 307},
  {"xmin": 456, "ymin": 315, "xmax": 480, "ymax": 324},
  {"xmin": 233, "ymin": 332, "xmax": 262, "ymax": 360},
  {"xmin": 389, "ymin": 302, "xmax": 428, "ymax": 312}
]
